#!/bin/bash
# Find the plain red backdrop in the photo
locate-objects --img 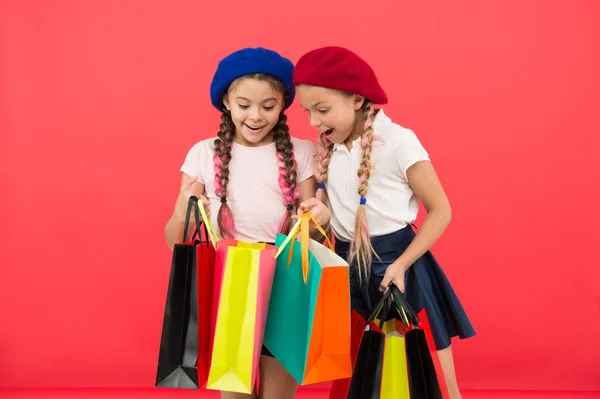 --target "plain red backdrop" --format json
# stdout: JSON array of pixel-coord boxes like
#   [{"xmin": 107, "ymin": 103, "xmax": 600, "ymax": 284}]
[{"xmin": 1, "ymin": 0, "xmax": 599, "ymax": 392}]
